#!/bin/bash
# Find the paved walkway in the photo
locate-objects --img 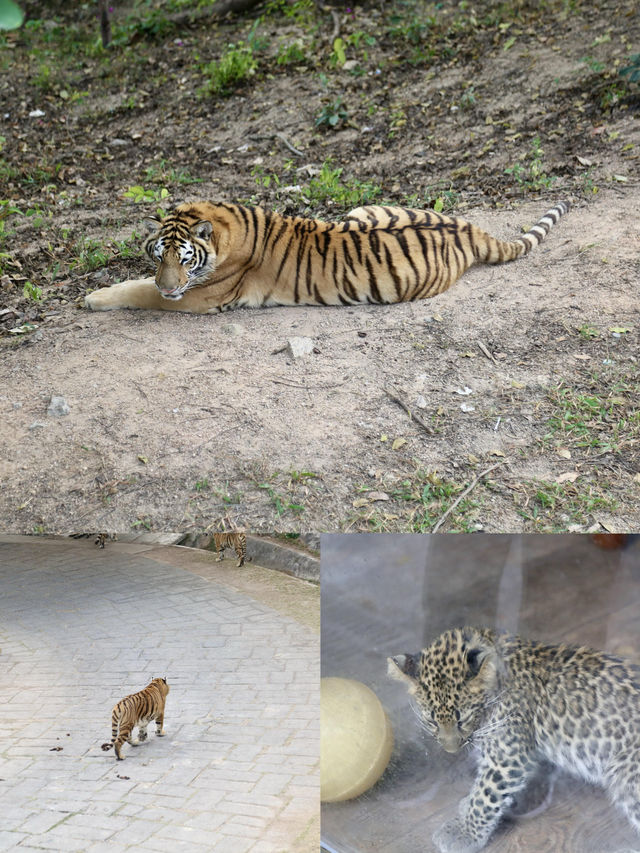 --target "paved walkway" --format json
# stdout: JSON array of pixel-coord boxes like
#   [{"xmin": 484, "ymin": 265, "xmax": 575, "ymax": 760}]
[{"xmin": 0, "ymin": 537, "xmax": 319, "ymax": 852}]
